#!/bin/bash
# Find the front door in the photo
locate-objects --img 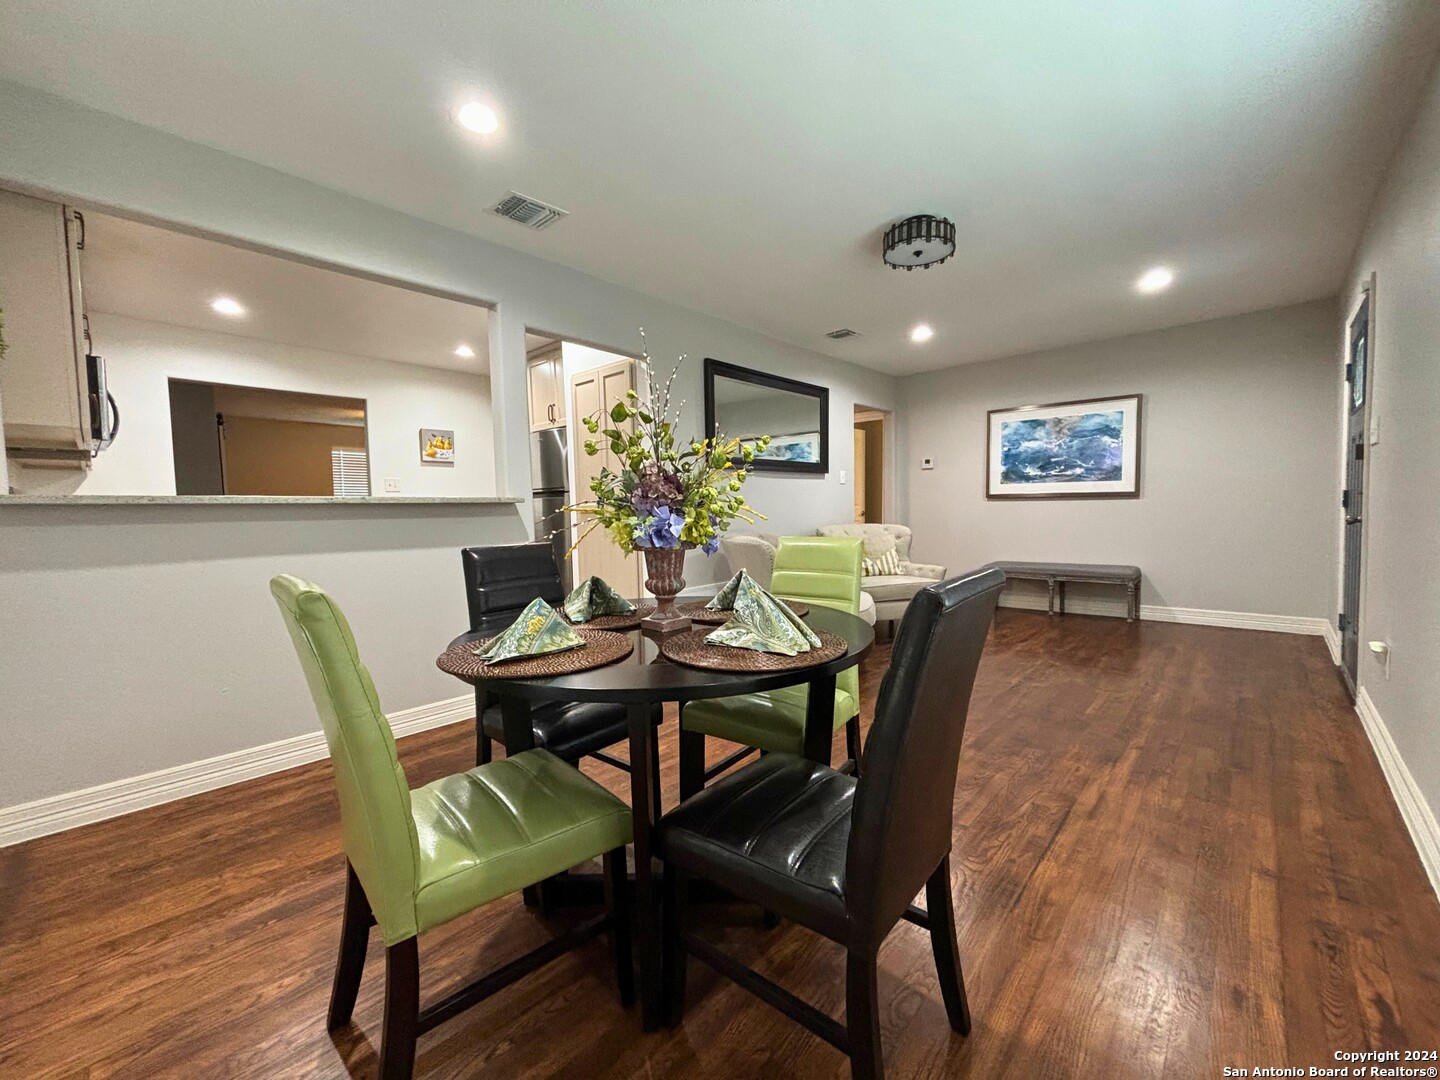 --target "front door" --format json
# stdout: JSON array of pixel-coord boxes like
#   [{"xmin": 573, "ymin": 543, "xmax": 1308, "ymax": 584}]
[{"xmin": 1340, "ymin": 294, "xmax": 1369, "ymax": 695}]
